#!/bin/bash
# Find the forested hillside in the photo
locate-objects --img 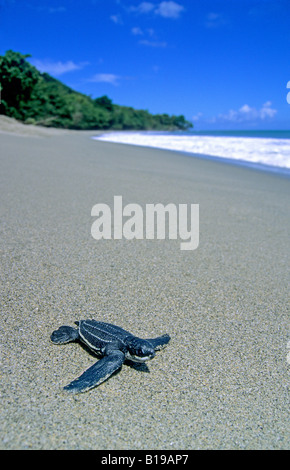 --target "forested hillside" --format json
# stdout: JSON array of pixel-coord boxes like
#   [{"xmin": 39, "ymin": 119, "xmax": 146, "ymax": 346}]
[{"xmin": 0, "ymin": 50, "xmax": 192, "ymax": 131}]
